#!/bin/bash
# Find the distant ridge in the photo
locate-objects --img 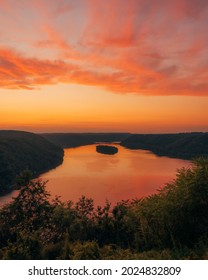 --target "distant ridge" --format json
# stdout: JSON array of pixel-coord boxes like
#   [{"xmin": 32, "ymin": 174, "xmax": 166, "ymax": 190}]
[
  {"xmin": 0, "ymin": 130, "xmax": 64, "ymax": 195},
  {"xmin": 120, "ymin": 132, "xmax": 208, "ymax": 159},
  {"xmin": 41, "ymin": 133, "xmax": 130, "ymax": 148}
]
